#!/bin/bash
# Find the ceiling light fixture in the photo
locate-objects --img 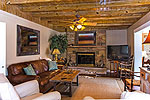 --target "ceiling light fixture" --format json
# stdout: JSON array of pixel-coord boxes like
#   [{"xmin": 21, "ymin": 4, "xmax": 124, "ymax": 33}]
[
  {"xmin": 77, "ymin": 25, "xmax": 82, "ymax": 29},
  {"xmin": 70, "ymin": 24, "xmax": 85, "ymax": 31},
  {"xmin": 69, "ymin": 14, "xmax": 87, "ymax": 31}
]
